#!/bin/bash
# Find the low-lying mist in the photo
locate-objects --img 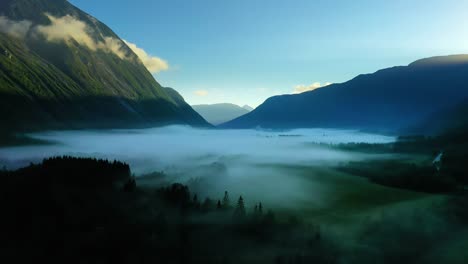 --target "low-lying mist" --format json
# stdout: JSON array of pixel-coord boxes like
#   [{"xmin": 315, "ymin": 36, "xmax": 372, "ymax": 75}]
[{"xmin": 0, "ymin": 126, "xmax": 396, "ymax": 210}]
